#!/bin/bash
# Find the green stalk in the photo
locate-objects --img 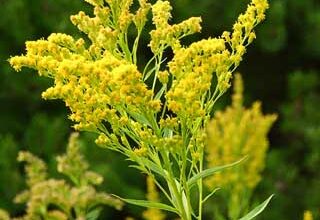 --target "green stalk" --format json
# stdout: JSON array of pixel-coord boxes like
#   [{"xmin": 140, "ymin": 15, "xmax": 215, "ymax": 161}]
[
  {"xmin": 198, "ymin": 151, "xmax": 204, "ymax": 220},
  {"xmin": 132, "ymin": 29, "xmax": 142, "ymax": 64},
  {"xmin": 152, "ymin": 50, "xmax": 163, "ymax": 95},
  {"xmin": 162, "ymin": 152, "xmax": 191, "ymax": 220},
  {"xmin": 180, "ymin": 120, "xmax": 193, "ymax": 219}
]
